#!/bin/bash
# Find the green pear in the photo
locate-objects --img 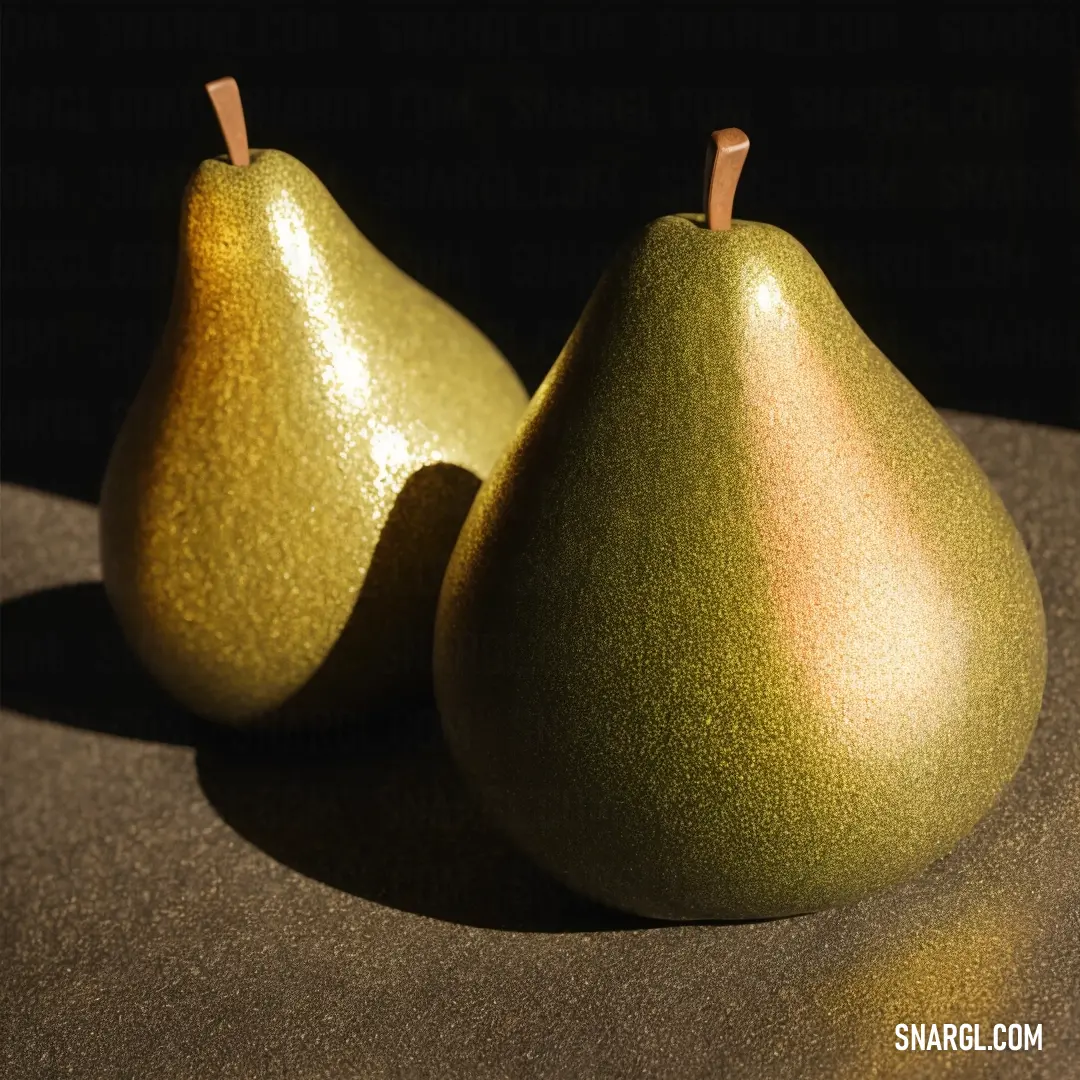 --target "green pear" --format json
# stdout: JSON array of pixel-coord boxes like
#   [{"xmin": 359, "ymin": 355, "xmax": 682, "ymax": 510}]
[
  {"xmin": 100, "ymin": 80, "xmax": 528, "ymax": 726},
  {"xmin": 433, "ymin": 129, "xmax": 1047, "ymax": 921}
]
